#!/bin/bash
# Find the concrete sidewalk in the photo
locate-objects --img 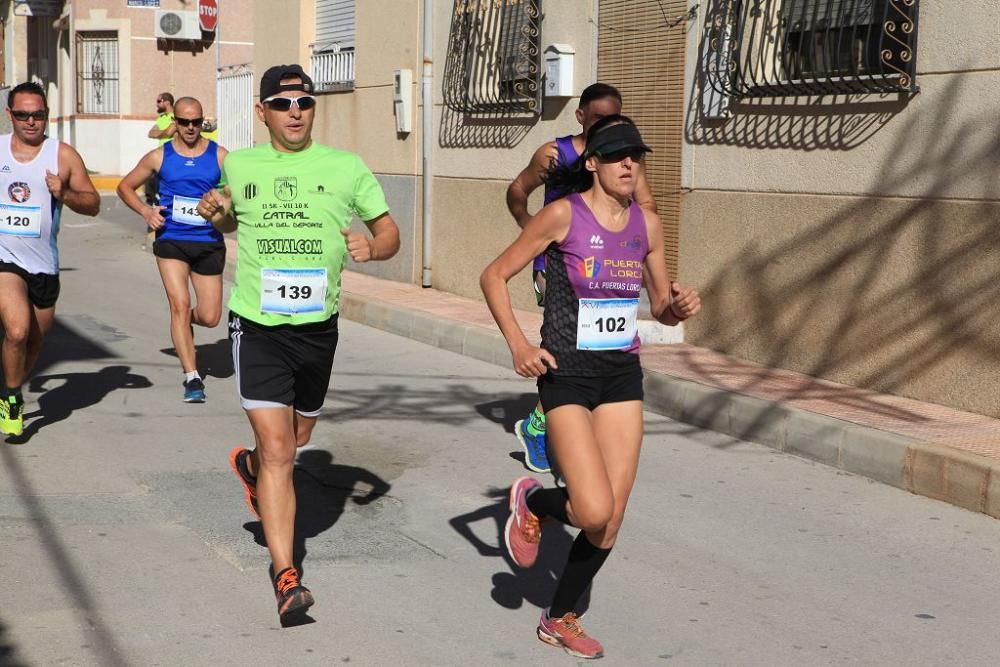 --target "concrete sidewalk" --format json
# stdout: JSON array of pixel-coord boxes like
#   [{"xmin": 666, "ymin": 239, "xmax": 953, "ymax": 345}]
[{"xmin": 338, "ymin": 270, "xmax": 1000, "ymax": 519}]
